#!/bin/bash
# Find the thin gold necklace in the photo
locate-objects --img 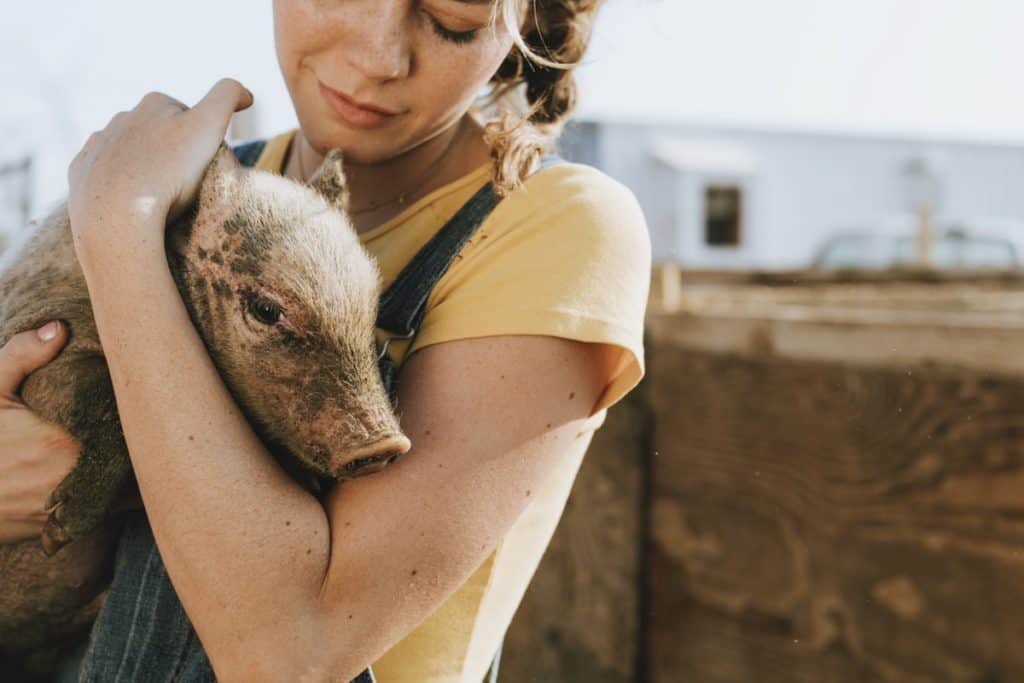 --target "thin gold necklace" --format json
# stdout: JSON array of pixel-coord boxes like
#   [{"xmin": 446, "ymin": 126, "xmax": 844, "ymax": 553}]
[{"xmin": 298, "ymin": 134, "xmax": 456, "ymax": 216}]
